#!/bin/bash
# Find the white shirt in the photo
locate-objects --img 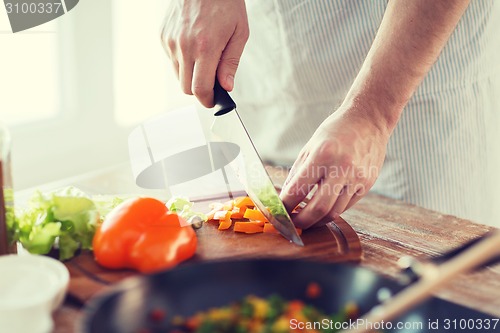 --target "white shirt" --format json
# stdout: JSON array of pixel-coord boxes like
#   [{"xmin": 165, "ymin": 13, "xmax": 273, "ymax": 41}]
[{"xmin": 233, "ymin": 0, "xmax": 500, "ymax": 227}]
